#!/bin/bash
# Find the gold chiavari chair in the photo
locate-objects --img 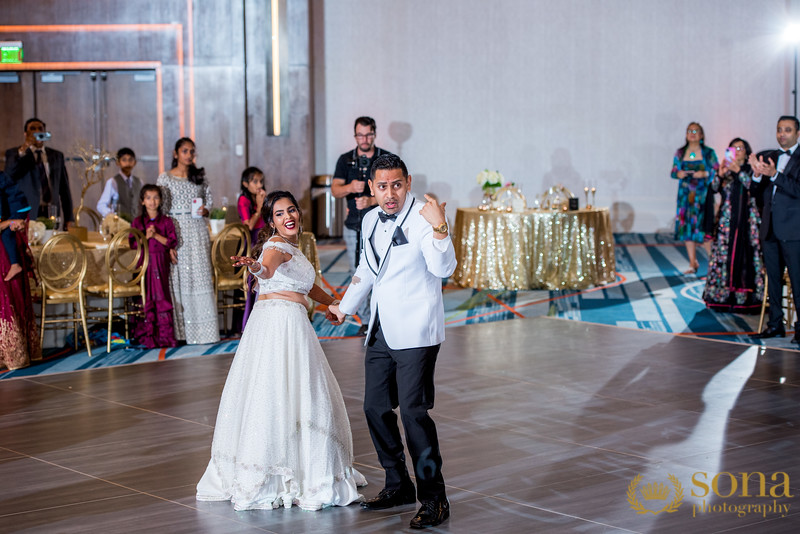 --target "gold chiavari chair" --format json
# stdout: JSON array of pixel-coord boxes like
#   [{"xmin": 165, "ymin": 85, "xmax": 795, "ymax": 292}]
[
  {"xmin": 211, "ymin": 223, "xmax": 251, "ymax": 331},
  {"xmin": 74, "ymin": 206, "xmax": 102, "ymax": 231},
  {"xmin": 758, "ymin": 270, "xmax": 795, "ymax": 333},
  {"xmin": 86, "ymin": 227, "xmax": 149, "ymax": 353},
  {"xmin": 36, "ymin": 233, "xmax": 92, "ymax": 357}
]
